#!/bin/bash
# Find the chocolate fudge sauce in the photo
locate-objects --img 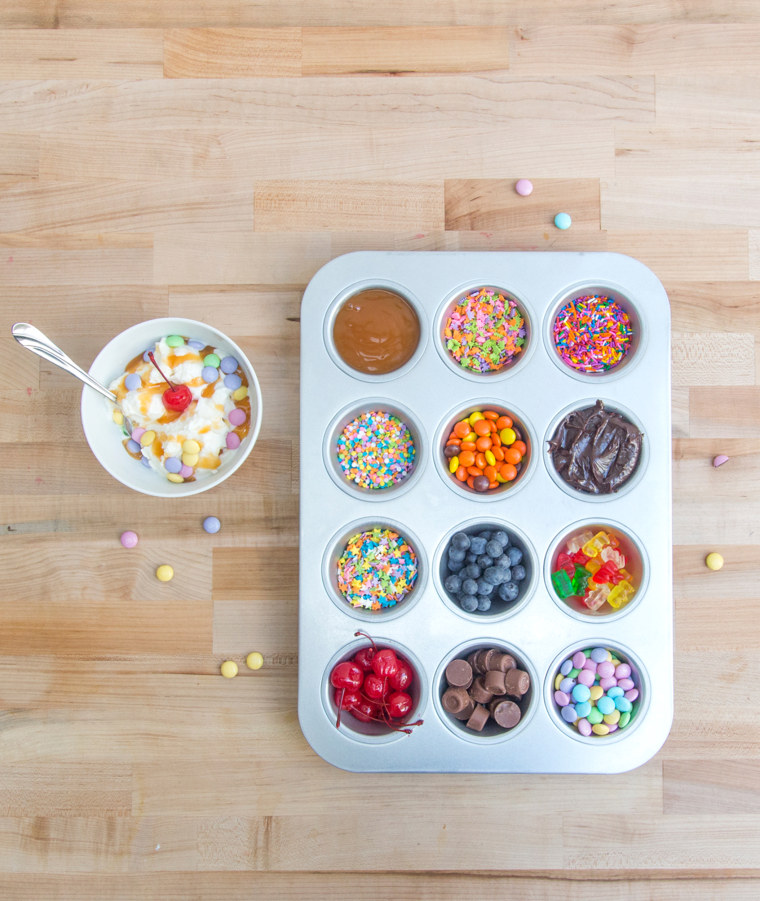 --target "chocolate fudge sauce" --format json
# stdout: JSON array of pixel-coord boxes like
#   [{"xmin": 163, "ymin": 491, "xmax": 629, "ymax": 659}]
[
  {"xmin": 548, "ymin": 400, "xmax": 643, "ymax": 495},
  {"xmin": 332, "ymin": 289, "xmax": 420, "ymax": 375}
]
